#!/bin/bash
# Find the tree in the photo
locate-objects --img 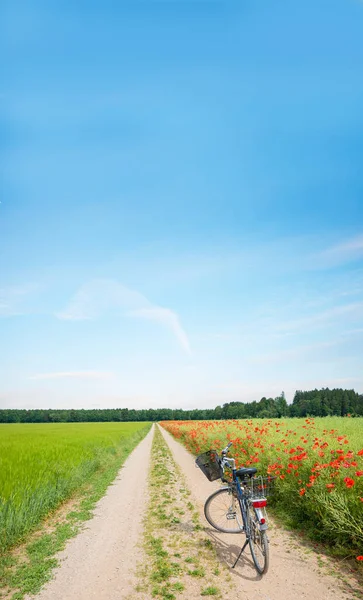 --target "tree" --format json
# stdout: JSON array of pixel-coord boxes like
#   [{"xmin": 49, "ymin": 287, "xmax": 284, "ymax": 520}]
[{"xmin": 274, "ymin": 392, "xmax": 288, "ymax": 417}]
